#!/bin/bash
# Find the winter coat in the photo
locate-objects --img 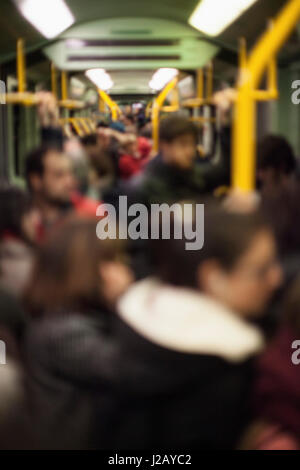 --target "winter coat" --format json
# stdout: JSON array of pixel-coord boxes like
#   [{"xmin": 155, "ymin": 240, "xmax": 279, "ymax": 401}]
[
  {"xmin": 24, "ymin": 311, "xmax": 115, "ymax": 449},
  {"xmin": 24, "ymin": 279, "xmax": 264, "ymax": 449},
  {"xmin": 104, "ymin": 279, "xmax": 264, "ymax": 449}
]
